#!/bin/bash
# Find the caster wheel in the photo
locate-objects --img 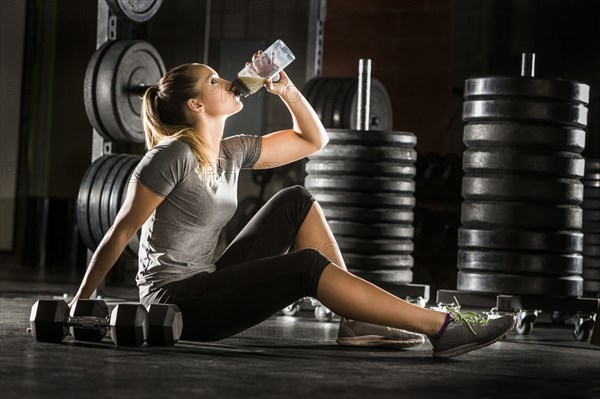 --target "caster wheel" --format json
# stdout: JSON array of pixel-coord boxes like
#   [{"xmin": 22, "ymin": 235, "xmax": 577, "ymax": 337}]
[
  {"xmin": 516, "ymin": 310, "xmax": 537, "ymax": 335},
  {"xmin": 315, "ymin": 305, "xmax": 333, "ymax": 322},
  {"xmin": 281, "ymin": 302, "xmax": 300, "ymax": 316},
  {"xmin": 573, "ymin": 315, "xmax": 594, "ymax": 342}
]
